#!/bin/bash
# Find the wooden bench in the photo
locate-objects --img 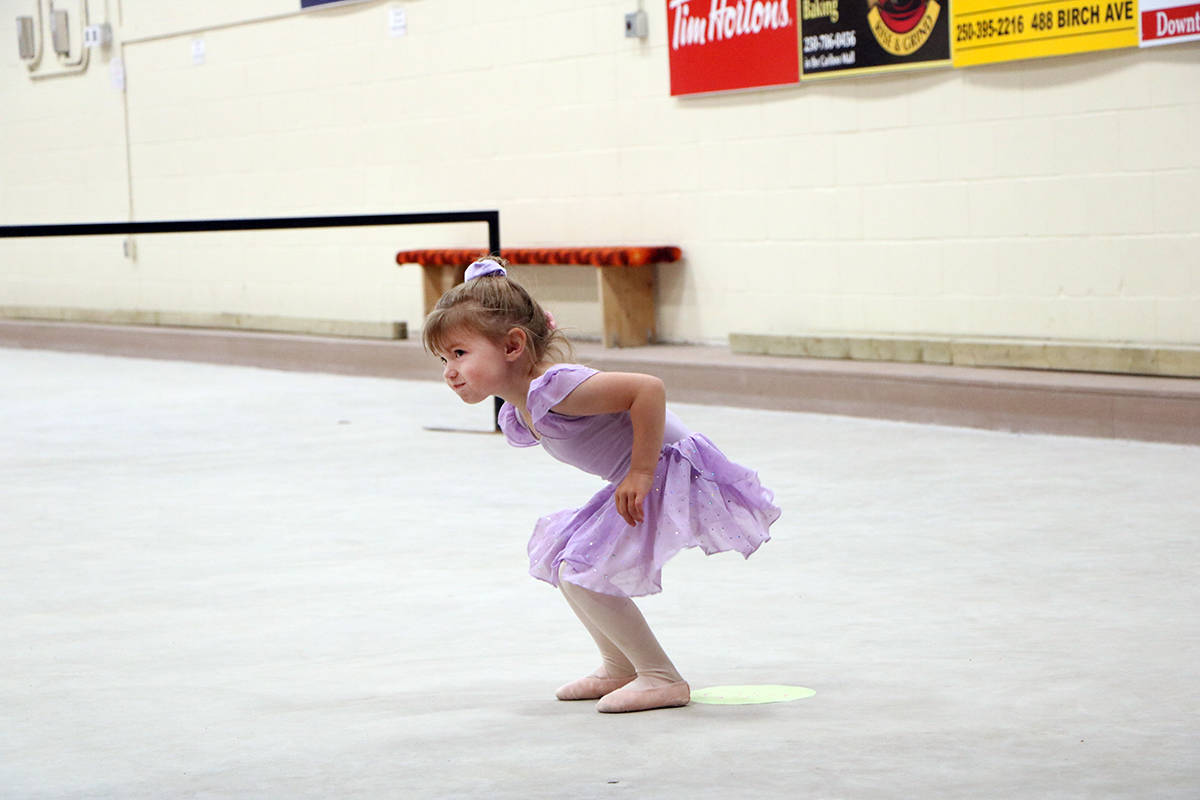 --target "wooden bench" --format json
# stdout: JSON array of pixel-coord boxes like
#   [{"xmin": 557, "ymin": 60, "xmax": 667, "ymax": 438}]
[{"xmin": 395, "ymin": 247, "xmax": 682, "ymax": 347}]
